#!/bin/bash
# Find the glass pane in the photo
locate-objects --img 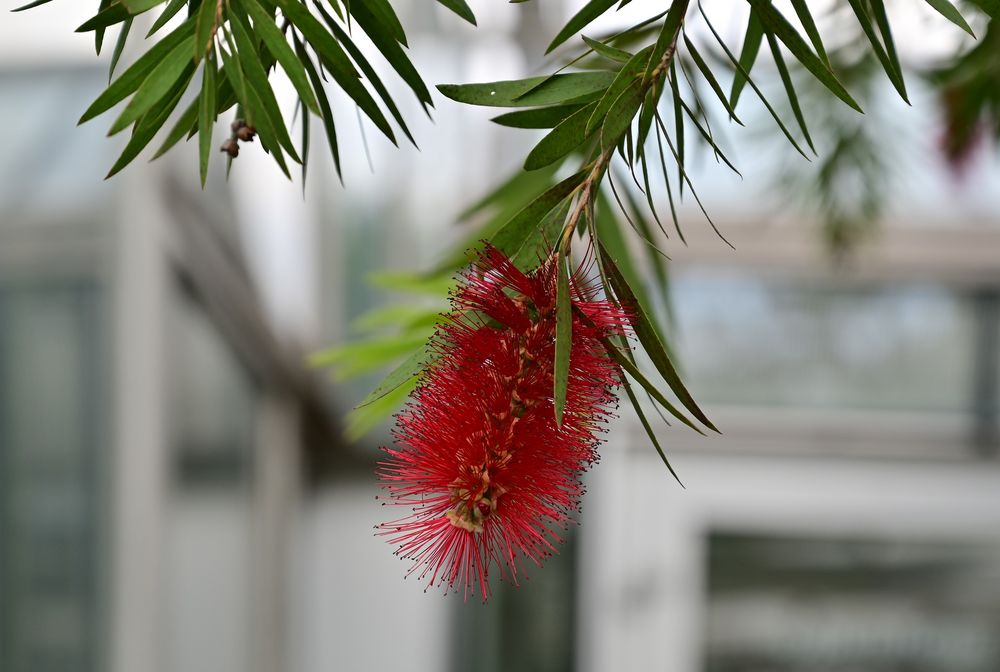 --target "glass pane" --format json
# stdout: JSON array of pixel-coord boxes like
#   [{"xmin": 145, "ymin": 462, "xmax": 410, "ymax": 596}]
[
  {"xmin": 672, "ymin": 272, "xmax": 973, "ymax": 414},
  {"xmin": 452, "ymin": 533, "xmax": 577, "ymax": 672},
  {"xmin": 162, "ymin": 291, "xmax": 257, "ymax": 672},
  {"xmin": 0, "ymin": 282, "xmax": 105, "ymax": 672},
  {"xmin": 0, "ymin": 70, "xmax": 115, "ymax": 222},
  {"xmin": 705, "ymin": 534, "xmax": 1000, "ymax": 672}
]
